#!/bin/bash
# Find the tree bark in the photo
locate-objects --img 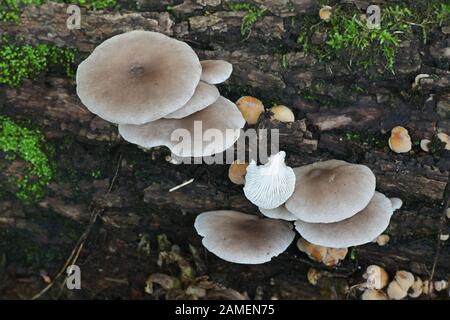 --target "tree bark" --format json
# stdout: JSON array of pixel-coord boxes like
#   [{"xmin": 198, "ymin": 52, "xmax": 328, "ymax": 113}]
[{"xmin": 0, "ymin": 1, "xmax": 449, "ymax": 299}]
